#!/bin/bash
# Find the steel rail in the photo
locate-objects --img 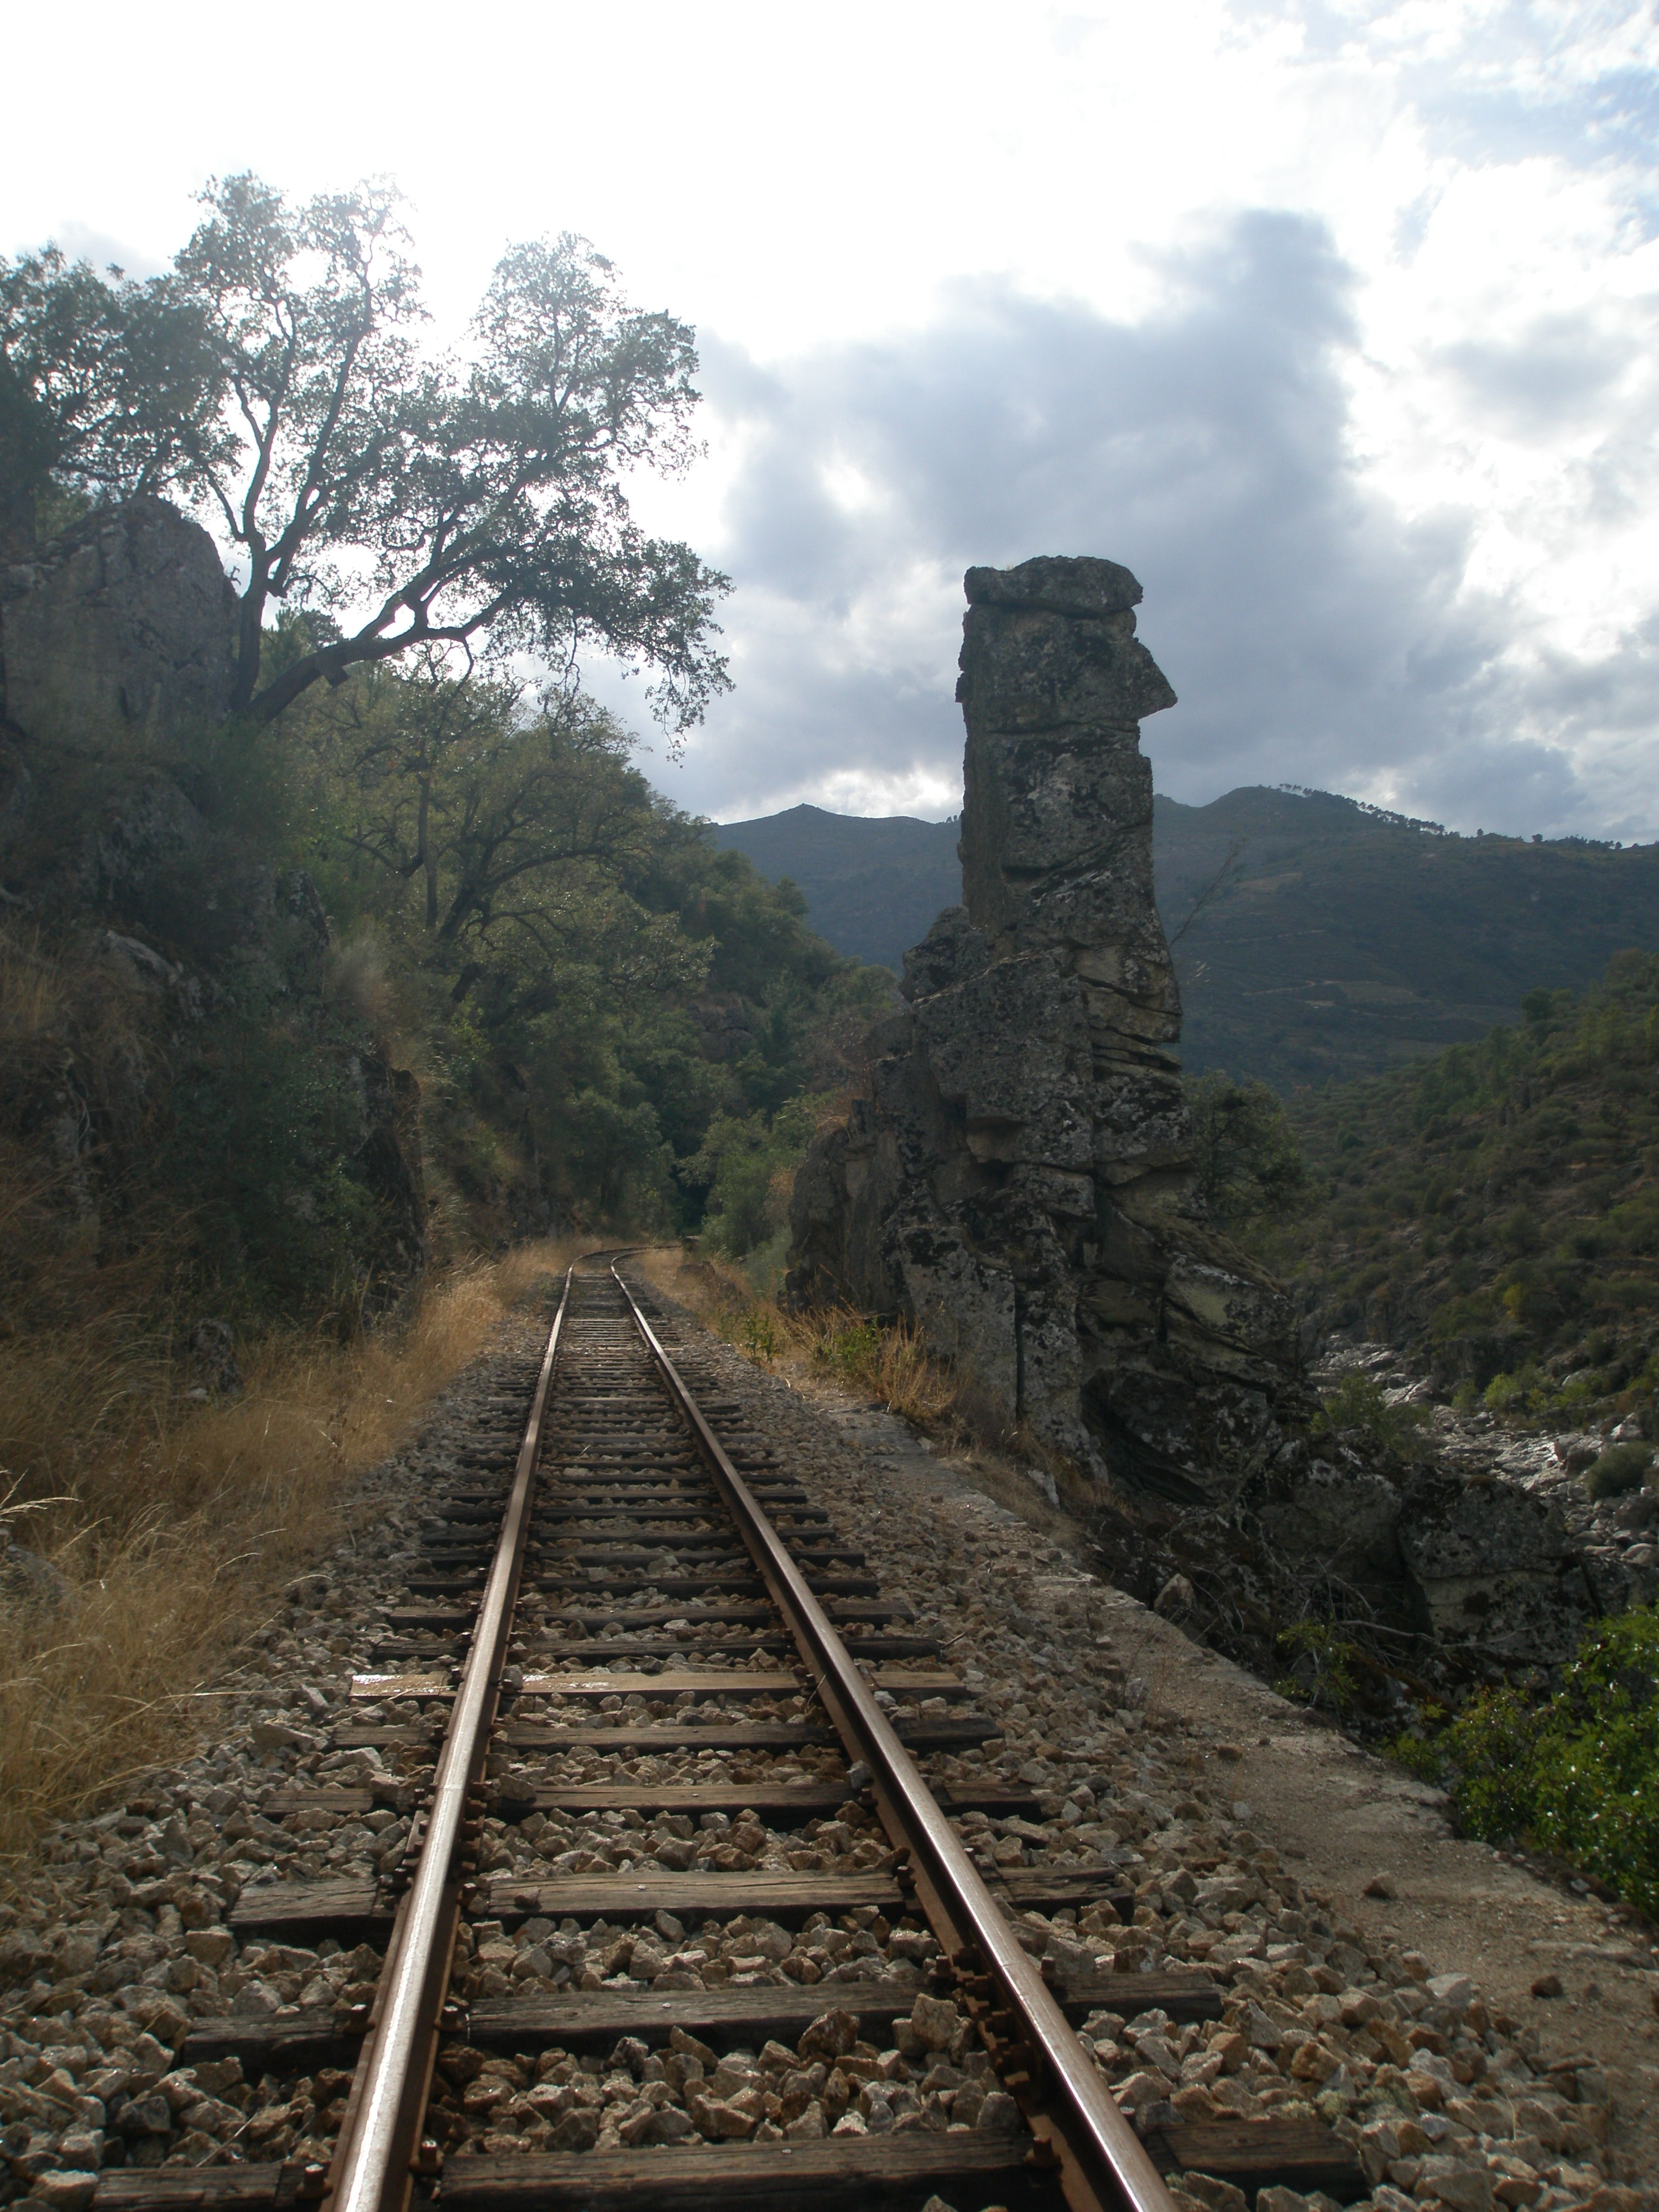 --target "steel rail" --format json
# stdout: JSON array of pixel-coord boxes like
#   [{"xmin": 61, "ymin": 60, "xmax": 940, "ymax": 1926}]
[
  {"xmin": 612, "ymin": 1265, "xmax": 1176, "ymax": 2212},
  {"xmin": 325, "ymin": 1267, "xmax": 575, "ymax": 2212}
]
